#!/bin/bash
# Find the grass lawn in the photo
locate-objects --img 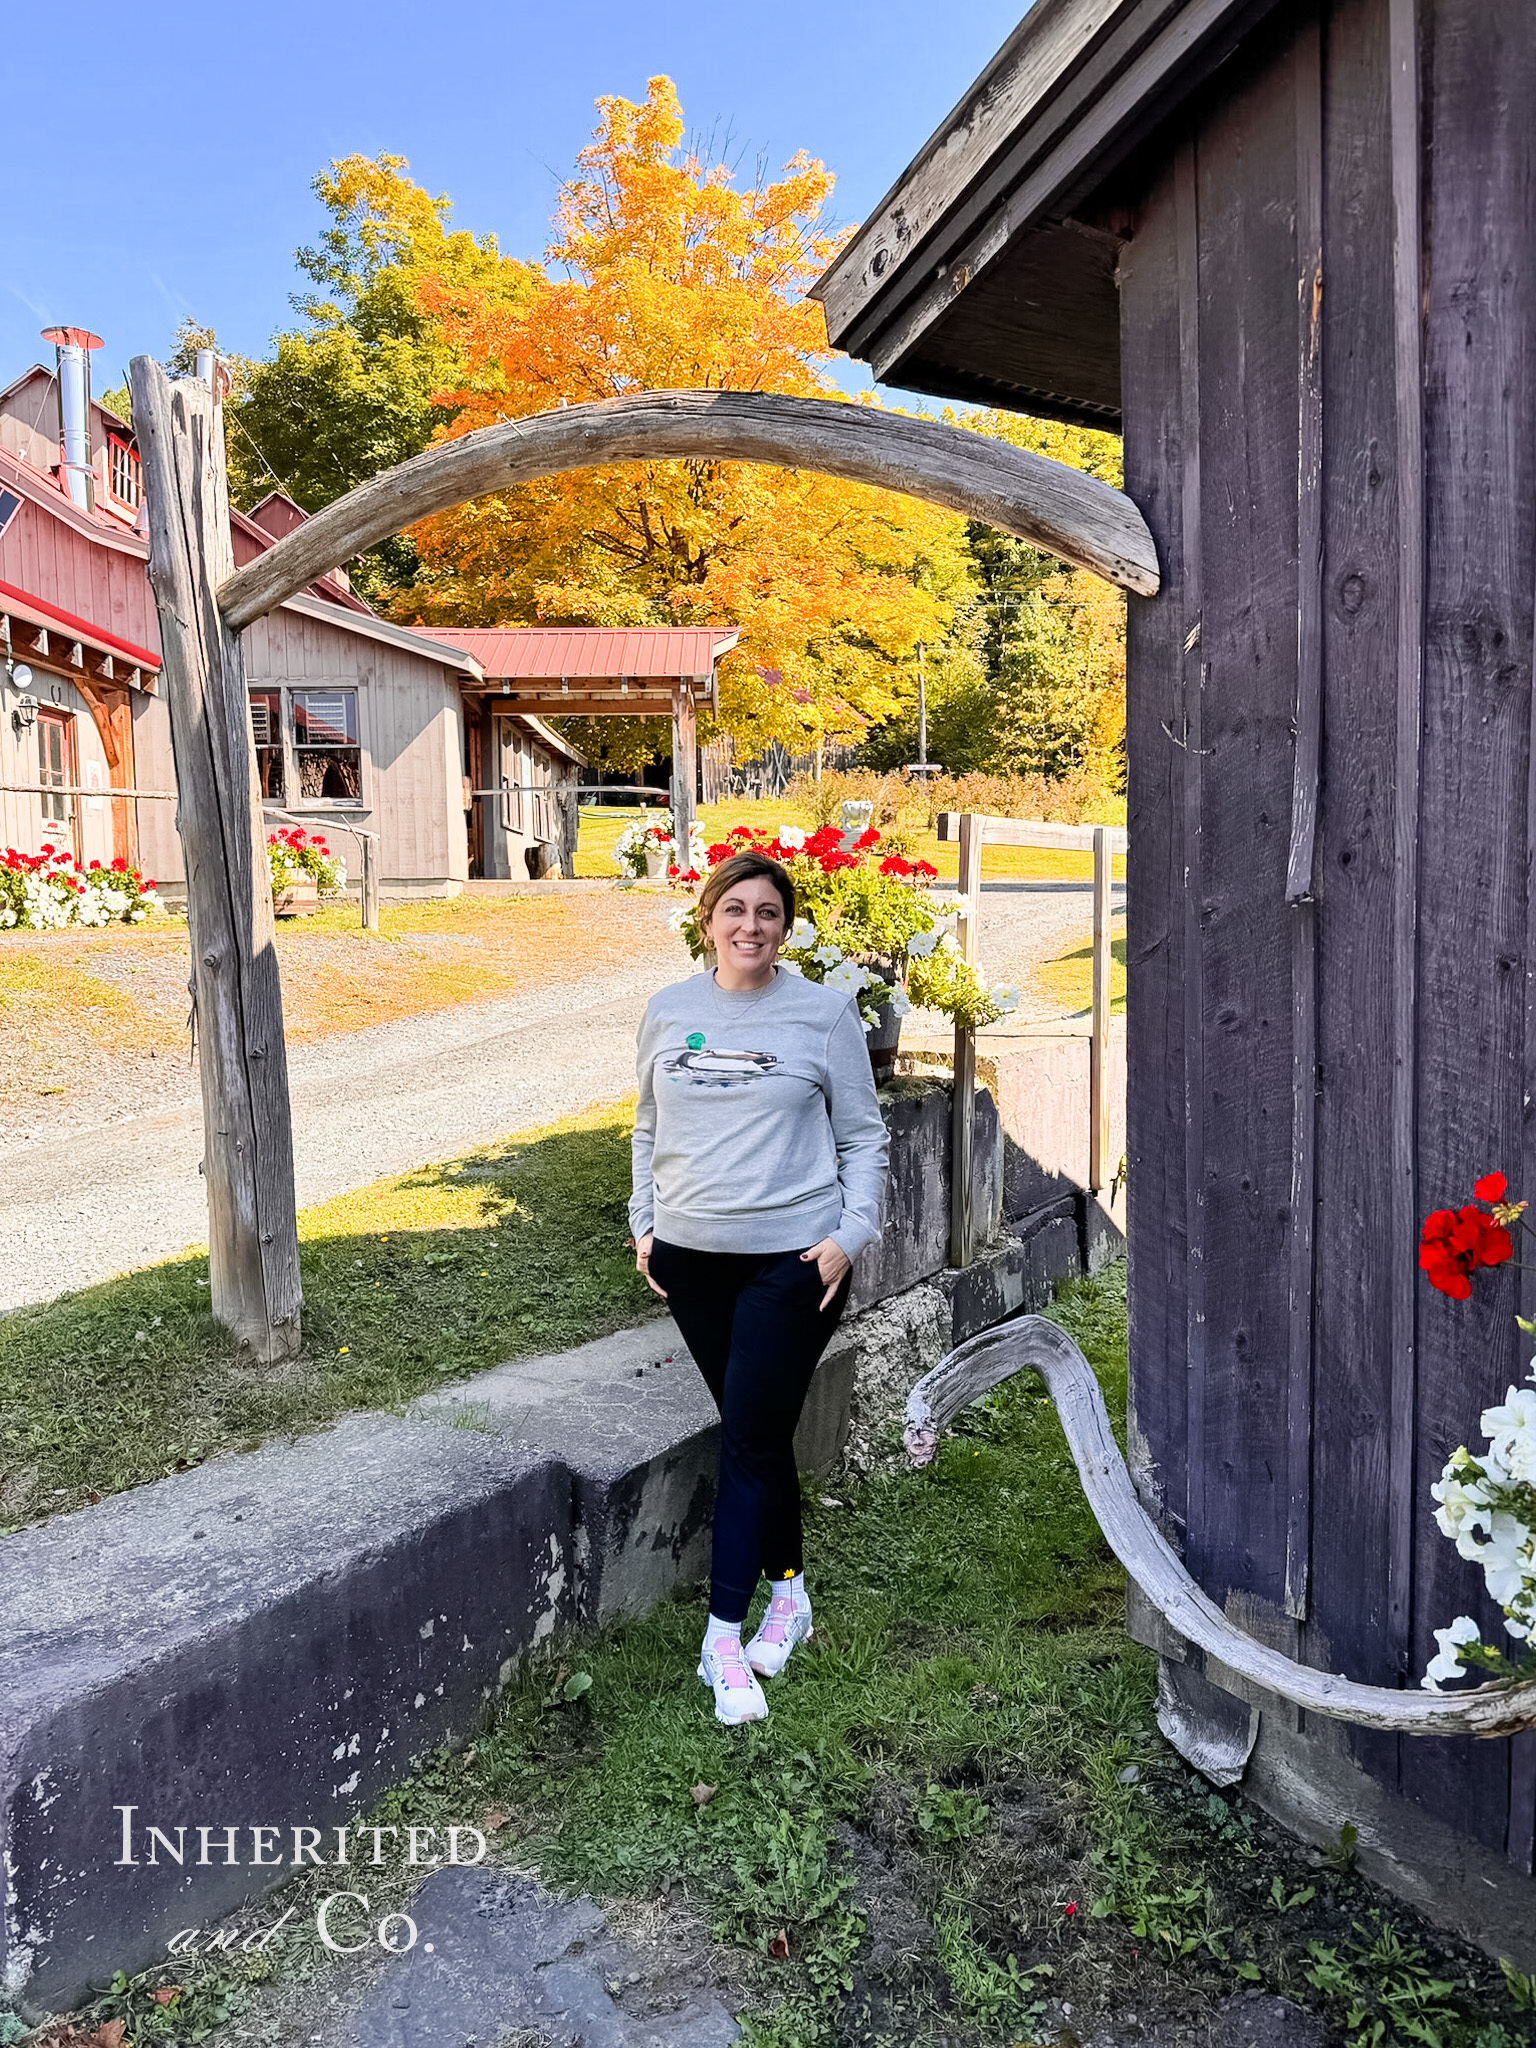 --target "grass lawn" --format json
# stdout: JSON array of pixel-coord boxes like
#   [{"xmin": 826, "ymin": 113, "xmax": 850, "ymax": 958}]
[
  {"xmin": 55, "ymin": 1264, "xmax": 1533, "ymax": 2048},
  {"xmin": 1033, "ymin": 927, "xmax": 1128, "ymax": 1019},
  {"xmin": 0, "ymin": 1101, "xmax": 654, "ymax": 1532}
]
